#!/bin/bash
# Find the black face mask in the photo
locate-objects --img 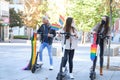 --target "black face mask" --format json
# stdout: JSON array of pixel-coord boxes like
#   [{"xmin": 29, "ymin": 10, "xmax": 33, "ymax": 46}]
[{"xmin": 101, "ymin": 20, "xmax": 106, "ymax": 25}]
